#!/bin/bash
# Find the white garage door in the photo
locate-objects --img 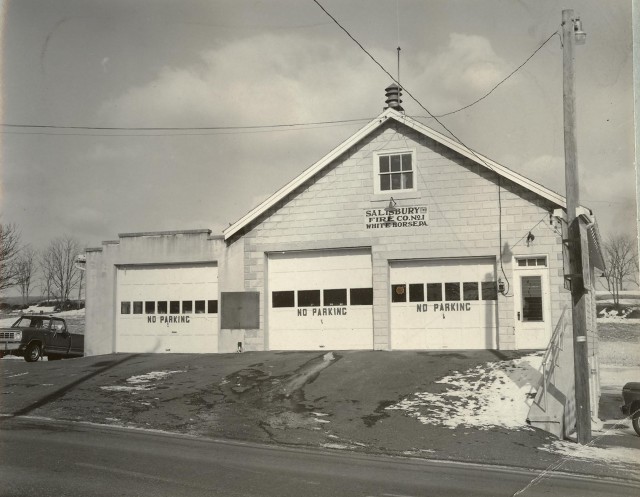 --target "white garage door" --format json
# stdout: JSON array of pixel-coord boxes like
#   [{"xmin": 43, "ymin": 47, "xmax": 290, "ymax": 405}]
[
  {"xmin": 390, "ymin": 258, "xmax": 498, "ymax": 350},
  {"xmin": 268, "ymin": 249, "xmax": 373, "ymax": 350},
  {"xmin": 116, "ymin": 264, "xmax": 218, "ymax": 353}
]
